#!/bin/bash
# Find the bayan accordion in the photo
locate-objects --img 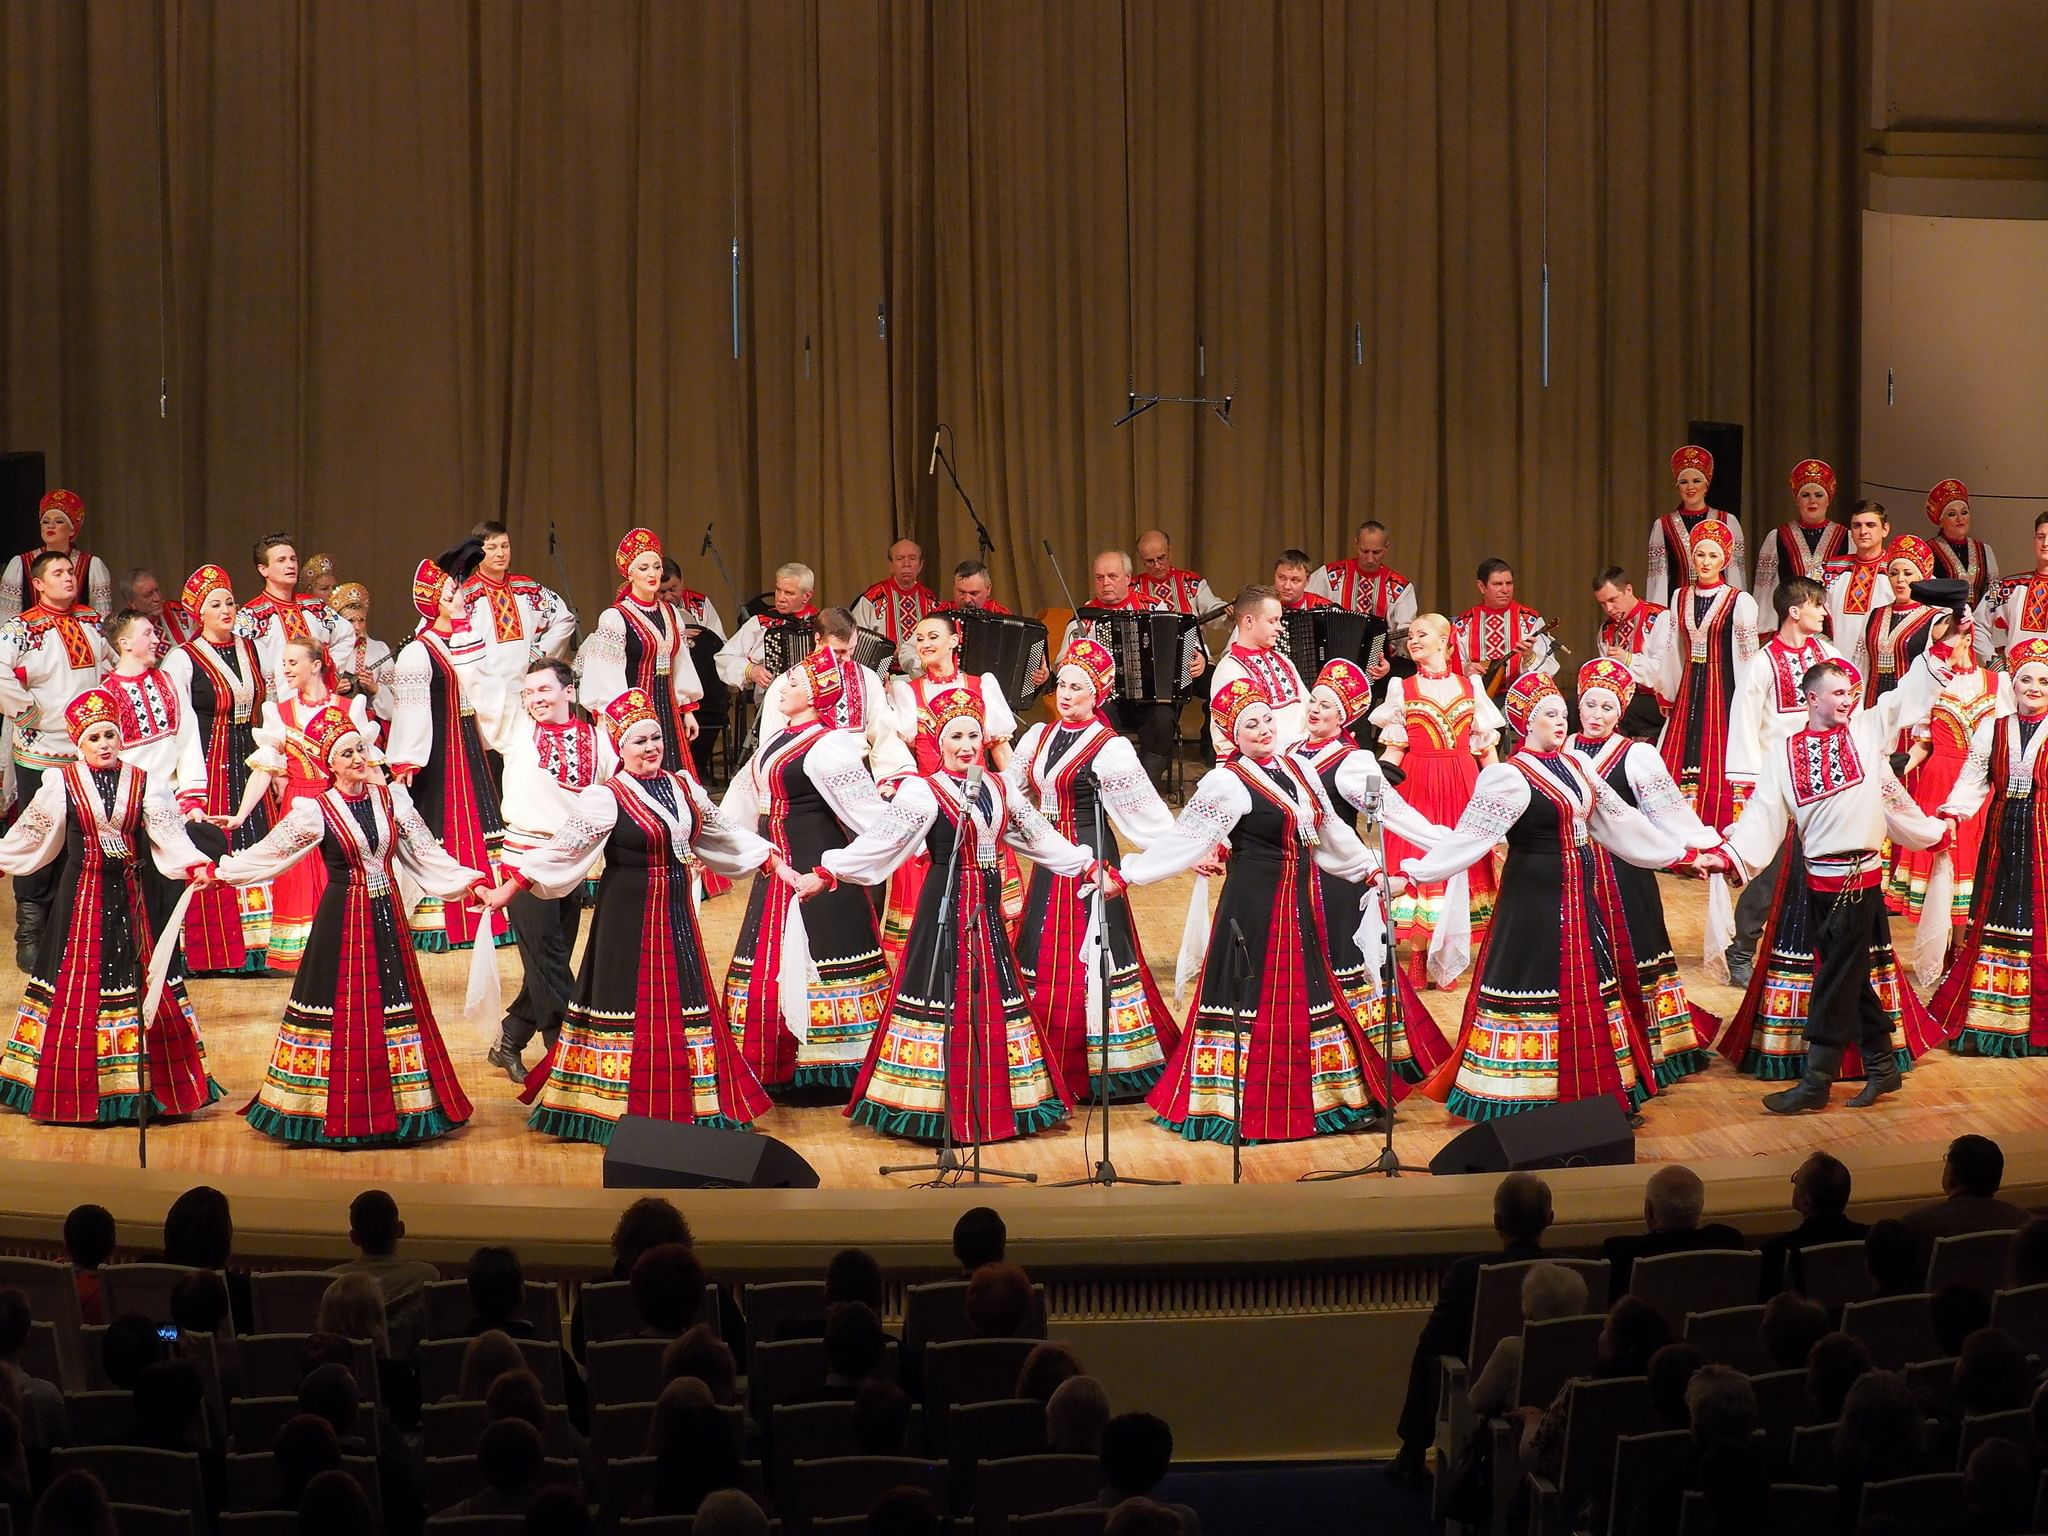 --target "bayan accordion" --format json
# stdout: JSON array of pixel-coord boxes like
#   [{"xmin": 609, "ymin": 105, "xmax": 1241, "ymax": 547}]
[
  {"xmin": 1277, "ymin": 607, "xmax": 1387, "ymax": 677},
  {"xmin": 955, "ymin": 608, "xmax": 1050, "ymax": 706},
  {"xmin": 1076, "ymin": 608, "xmax": 1203, "ymax": 704},
  {"xmin": 761, "ymin": 617, "xmax": 893, "ymax": 678}
]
